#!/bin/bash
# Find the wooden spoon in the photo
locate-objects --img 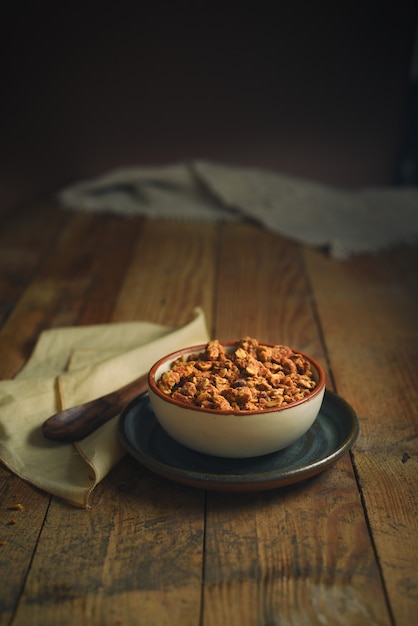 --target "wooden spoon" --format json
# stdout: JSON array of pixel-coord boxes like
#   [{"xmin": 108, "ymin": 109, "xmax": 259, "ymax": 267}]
[{"xmin": 42, "ymin": 374, "xmax": 148, "ymax": 442}]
